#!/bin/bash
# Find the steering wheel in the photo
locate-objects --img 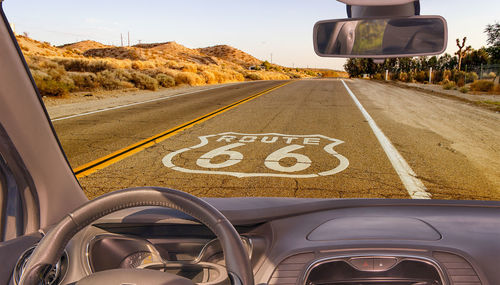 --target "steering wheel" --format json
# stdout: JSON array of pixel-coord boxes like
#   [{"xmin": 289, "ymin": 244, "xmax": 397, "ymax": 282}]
[{"xmin": 19, "ymin": 187, "xmax": 254, "ymax": 285}]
